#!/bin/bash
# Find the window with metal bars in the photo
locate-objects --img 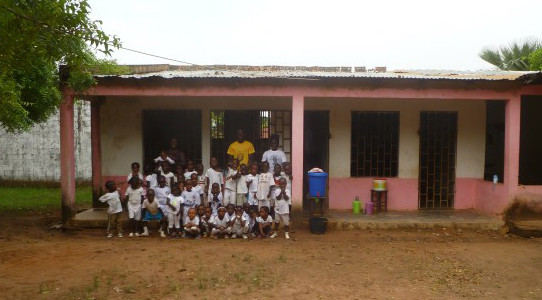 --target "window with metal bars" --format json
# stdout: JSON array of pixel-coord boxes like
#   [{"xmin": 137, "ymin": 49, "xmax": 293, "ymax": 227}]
[{"xmin": 350, "ymin": 111, "xmax": 399, "ymax": 177}]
